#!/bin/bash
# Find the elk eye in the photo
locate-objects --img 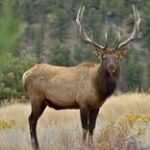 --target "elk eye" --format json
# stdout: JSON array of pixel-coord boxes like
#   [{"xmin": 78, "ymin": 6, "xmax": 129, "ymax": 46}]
[
  {"xmin": 102, "ymin": 55, "xmax": 106, "ymax": 59},
  {"xmin": 115, "ymin": 55, "xmax": 119, "ymax": 60}
]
